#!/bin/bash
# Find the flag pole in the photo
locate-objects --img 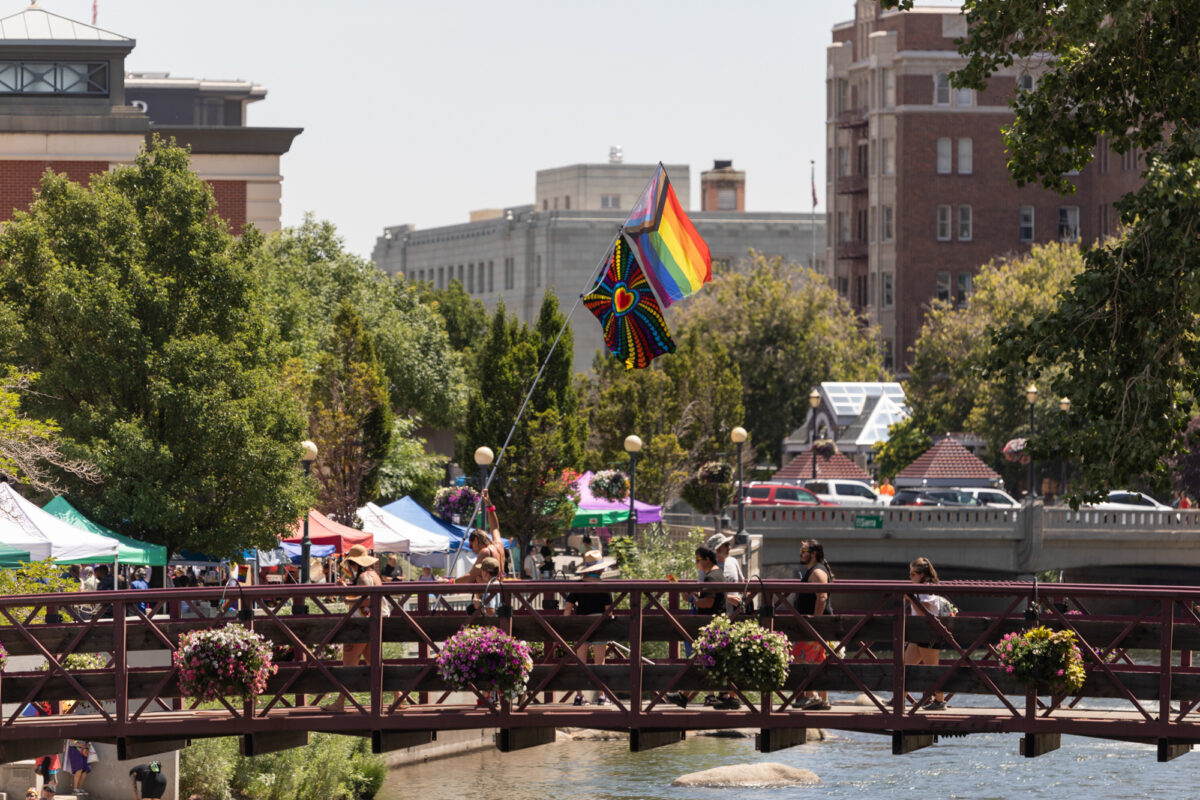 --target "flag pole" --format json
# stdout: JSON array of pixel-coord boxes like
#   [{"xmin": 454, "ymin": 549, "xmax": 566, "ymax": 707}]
[
  {"xmin": 448, "ymin": 165, "xmax": 665, "ymax": 572},
  {"xmin": 811, "ymin": 159, "xmax": 818, "ymax": 271}
]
